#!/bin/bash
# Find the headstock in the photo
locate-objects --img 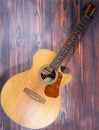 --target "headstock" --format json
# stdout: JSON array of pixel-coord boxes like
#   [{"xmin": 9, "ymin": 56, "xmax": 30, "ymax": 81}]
[{"xmin": 82, "ymin": 3, "xmax": 97, "ymax": 19}]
